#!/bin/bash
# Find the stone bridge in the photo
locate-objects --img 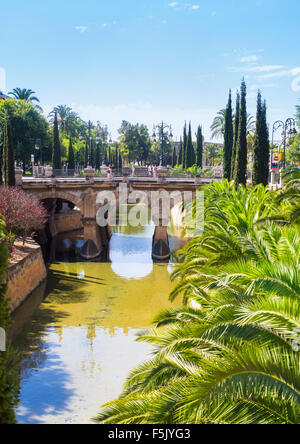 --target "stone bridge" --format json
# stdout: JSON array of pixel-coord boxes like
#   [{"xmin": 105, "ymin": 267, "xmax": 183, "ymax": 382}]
[{"xmin": 22, "ymin": 177, "xmax": 203, "ymax": 261}]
